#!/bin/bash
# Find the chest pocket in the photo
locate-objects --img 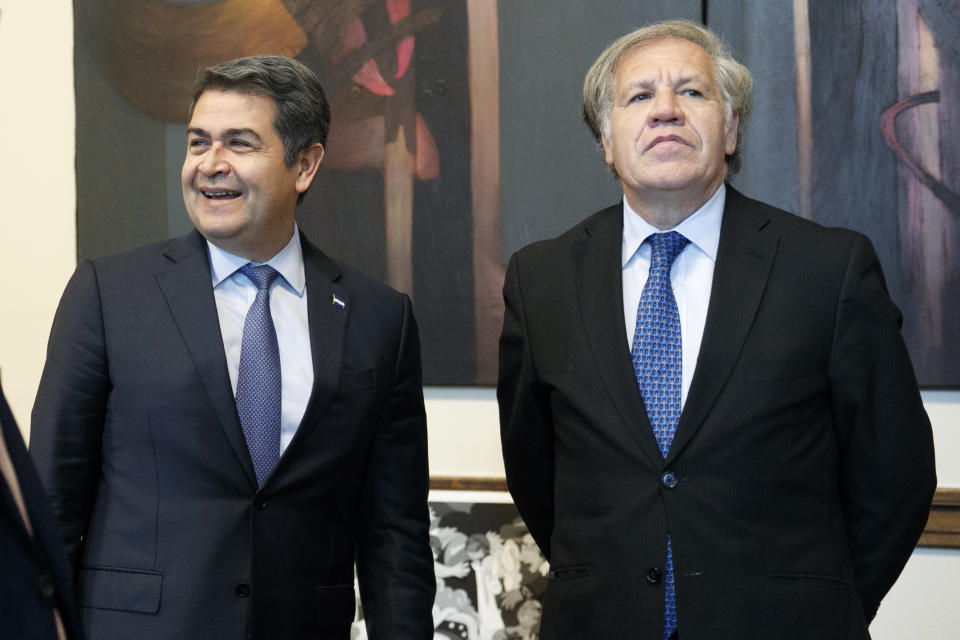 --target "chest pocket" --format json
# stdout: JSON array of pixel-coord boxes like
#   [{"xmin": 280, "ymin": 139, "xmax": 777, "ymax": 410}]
[{"xmin": 341, "ymin": 359, "xmax": 391, "ymax": 389}]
